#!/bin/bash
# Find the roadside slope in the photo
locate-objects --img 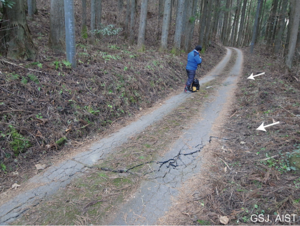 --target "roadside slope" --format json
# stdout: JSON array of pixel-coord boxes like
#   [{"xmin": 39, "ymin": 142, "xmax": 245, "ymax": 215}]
[{"xmin": 6, "ymin": 48, "xmax": 234, "ymax": 225}]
